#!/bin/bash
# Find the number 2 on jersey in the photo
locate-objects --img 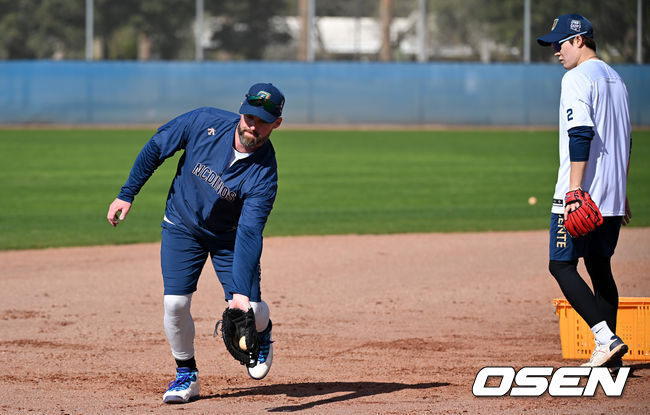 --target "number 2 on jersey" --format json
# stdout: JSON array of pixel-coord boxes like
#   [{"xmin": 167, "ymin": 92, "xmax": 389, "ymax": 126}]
[{"xmin": 566, "ymin": 108, "xmax": 573, "ymax": 121}]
